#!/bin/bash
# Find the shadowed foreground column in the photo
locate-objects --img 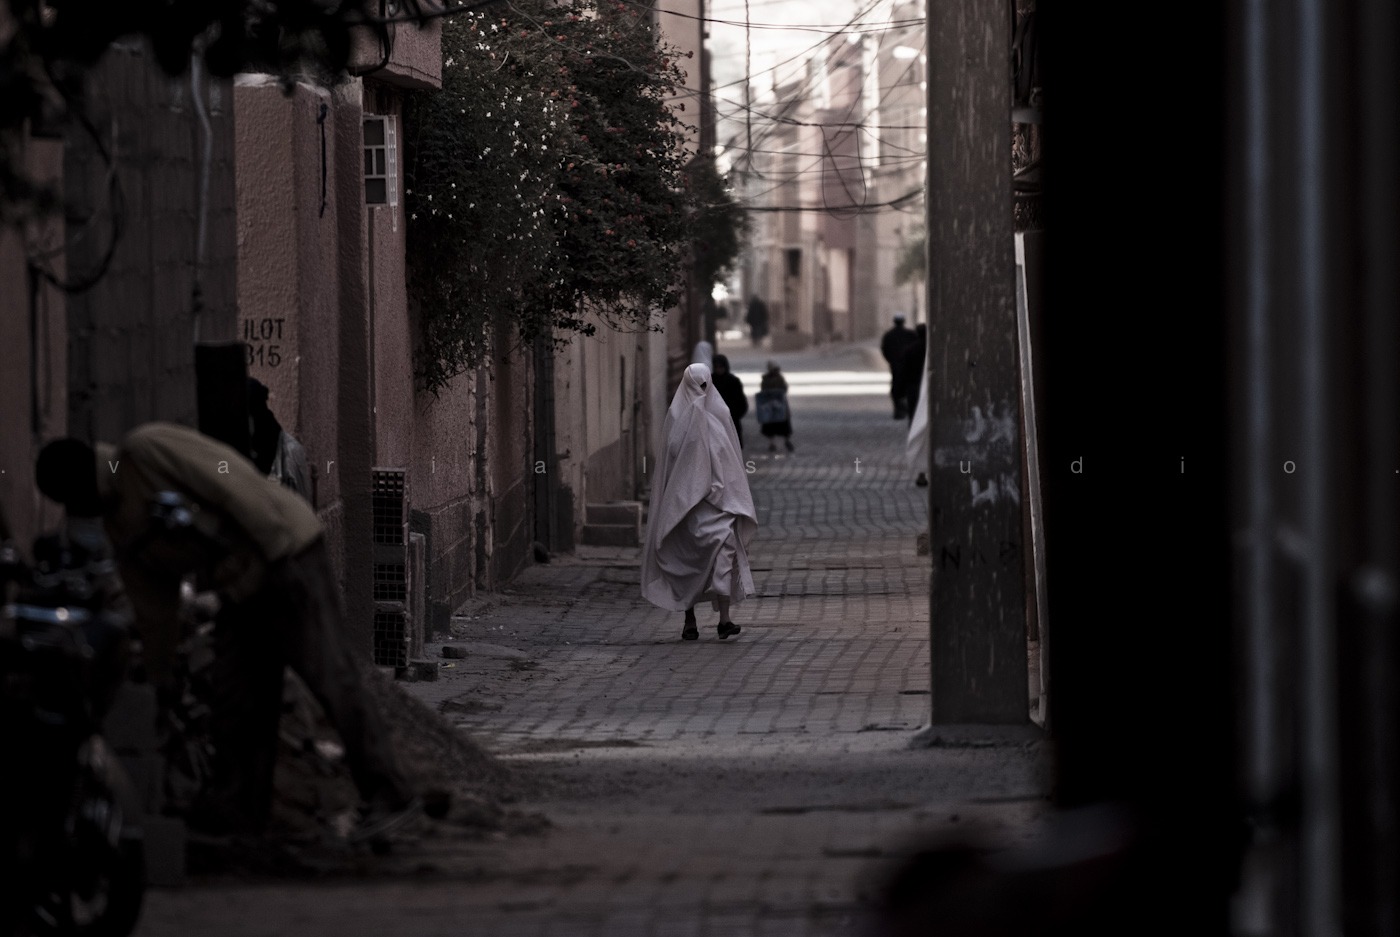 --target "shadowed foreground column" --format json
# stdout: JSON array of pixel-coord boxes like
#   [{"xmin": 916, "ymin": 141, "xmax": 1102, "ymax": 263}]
[{"xmin": 919, "ymin": 0, "xmax": 1029, "ymax": 729}]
